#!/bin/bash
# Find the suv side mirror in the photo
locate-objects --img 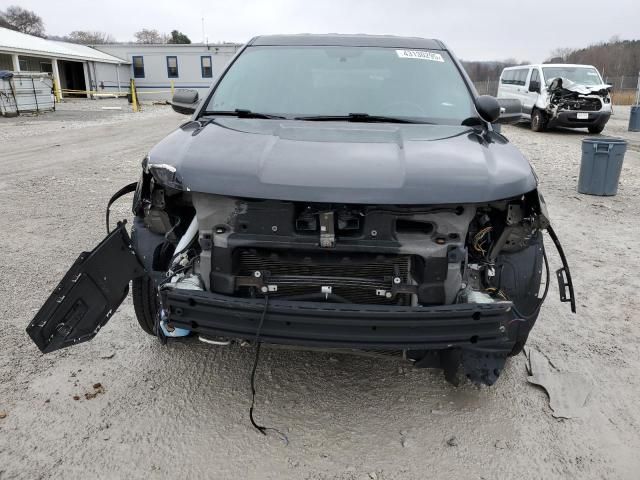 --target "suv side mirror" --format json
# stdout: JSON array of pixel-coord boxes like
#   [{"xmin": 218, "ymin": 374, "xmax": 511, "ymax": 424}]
[
  {"xmin": 529, "ymin": 80, "xmax": 540, "ymax": 93},
  {"xmin": 495, "ymin": 98, "xmax": 523, "ymax": 124},
  {"xmin": 475, "ymin": 95, "xmax": 501, "ymax": 123},
  {"xmin": 171, "ymin": 89, "xmax": 199, "ymax": 115}
]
